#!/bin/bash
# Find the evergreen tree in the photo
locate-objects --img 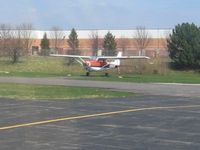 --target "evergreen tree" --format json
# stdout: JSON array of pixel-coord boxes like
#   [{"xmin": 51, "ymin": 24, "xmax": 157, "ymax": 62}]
[
  {"xmin": 40, "ymin": 33, "xmax": 50, "ymax": 55},
  {"xmin": 167, "ymin": 23, "xmax": 200, "ymax": 69},
  {"xmin": 103, "ymin": 32, "xmax": 117, "ymax": 56},
  {"xmin": 67, "ymin": 28, "xmax": 79, "ymax": 65},
  {"xmin": 67, "ymin": 28, "xmax": 79, "ymax": 55}
]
